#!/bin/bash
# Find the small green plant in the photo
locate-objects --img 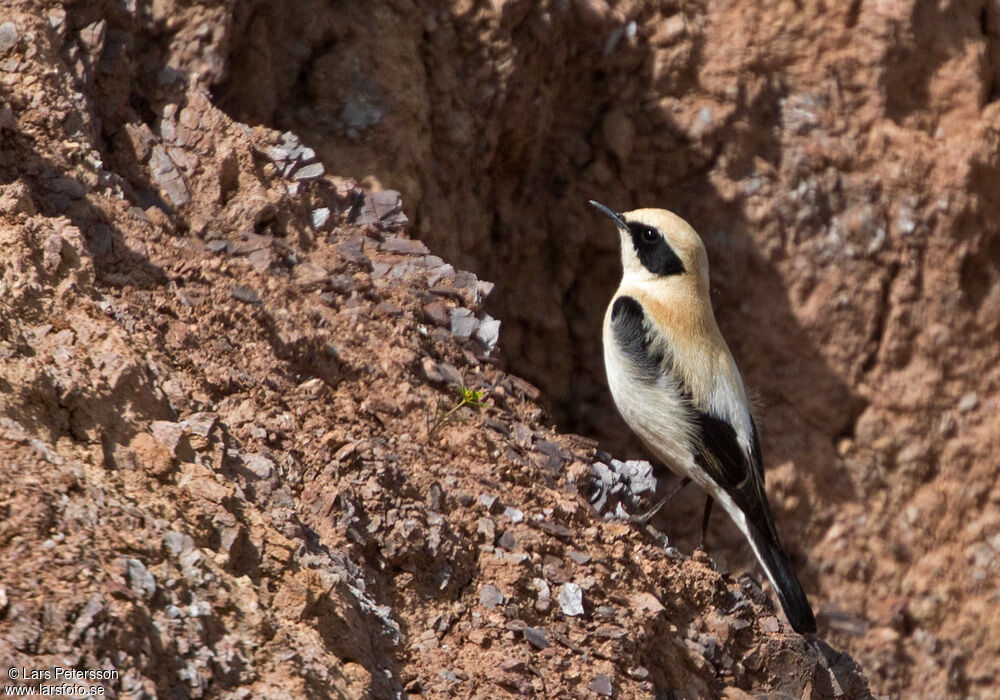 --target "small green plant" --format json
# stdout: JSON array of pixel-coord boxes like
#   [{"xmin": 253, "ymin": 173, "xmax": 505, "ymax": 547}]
[{"xmin": 429, "ymin": 384, "xmax": 486, "ymax": 438}]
